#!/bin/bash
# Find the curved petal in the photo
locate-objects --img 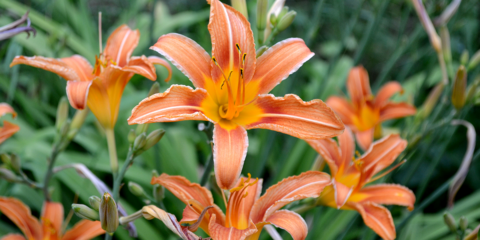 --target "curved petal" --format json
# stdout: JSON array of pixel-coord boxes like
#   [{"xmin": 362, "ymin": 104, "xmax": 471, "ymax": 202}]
[
  {"xmin": 208, "ymin": 214, "xmax": 257, "ymax": 240},
  {"xmin": 246, "ymin": 94, "xmax": 344, "ymax": 139},
  {"xmin": 122, "ymin": 55, "xmax": 158, "ymax": 81},
  {"xmin": 374, "ymin": 82, "xmax": 403, "ymax": 108},
  {"xmin": 128, "ymin": 85, "xmax": 209, "ymax": 124},
  {"xmin": 347, "ymin": 202, "xmax": 395, "ymax": 240},
  {"xmin": 147, "ymin": 56, "xmax": 172, "ymax": 82},
  {"xmin": 250, "ymin": 171, "xmax": 331, "ymax": 223},
  {"xmin": 0, "ymin": 197, "xmax": 42, "ymax": 240},
  {"xmin": 104, "ymin": 24, "xmax": 140, "ymax": 67},
  {"xmin": 101, "ymin": 66, "xmax": 135, "ymax": 127},
  {"xmin": 333, "ymin": 180, "xmax": 353, "ymax": 209},
  {"xmin": 338, "ymin": 127, "xmax": 355, "ymax": 168},
  {"xmin": 356, "ymin": 184, "xmax": 415, "ymax": 210},
  {"xmin": 379, "ymin": 102, "xmax": 416, "ymax": 122},
  {"xmin": 248, "ymin": 38, "xmax": 314, "ymax": 95},
  {"xmin": 2, "ymin": 234, "xmax": 26, "ymax": 240},
  {"xmin": 61, "ymin": 220, "xmax": 105, "ymax": 240},
  {"xmin": 347, "ymin": 66, "xmax": 372, "ymax": 107},
  {"xmin": 226, "ymin": 178, "xmax": 262, "ymax": 229},
  {"xmin": 326, "ymin": 96, "xmax": 355, "ymax": 125},
  {"xmin": 0, "ymin": 103, "xmax": 17, "ymax": 118},
  {"xmin": 151, "ymin": 33, "xmax": 211, "ymax": 88},
  {"xmin": 66, "ymin": 81, "xmax": 92, "ymax": 110},
  {"xmin": 61, "ymin": 55, "xmax": 94, "ymax": 82},
  {"xmin": 208, "ymin": 0, "xmax": 256, "ymax": 83},
  {"xmin": 86, "ymin": 78, "xmax": 112, "ymax": 129},
  {"xmin": 213, "ymin": 124, "xmax": 248, "ymax": 190},
  {"xmin": 355, "ymin": 129, "xmax": 374, "ymax": 151},
  {"xmin": 142, "ymin": 205, "xmax": 200, "ymax": 240},
  {"xmin": 41, "ymin": 201, "xmax": 63, "ymax": 240},
  {"xmin": 0, "ymin": 121, "xmax": 20, "ymax": 145},
  {"xmin": 305, "ymin": 138, "xmax": 341, "ymax": 176},
  {"xmin": 265, "ymin": 210, "xmax": 308, "ymax": 240},
  {"xmin": 10, "ymin": 56, "xmax": 80, "ymax": 81}
]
